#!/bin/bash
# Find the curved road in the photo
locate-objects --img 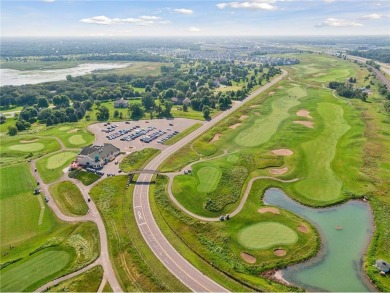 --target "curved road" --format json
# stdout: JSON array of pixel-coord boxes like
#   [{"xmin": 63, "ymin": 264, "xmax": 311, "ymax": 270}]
[{"xmin": 133, "ymin": 70, "xmax": 288, "ymax": 292}]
